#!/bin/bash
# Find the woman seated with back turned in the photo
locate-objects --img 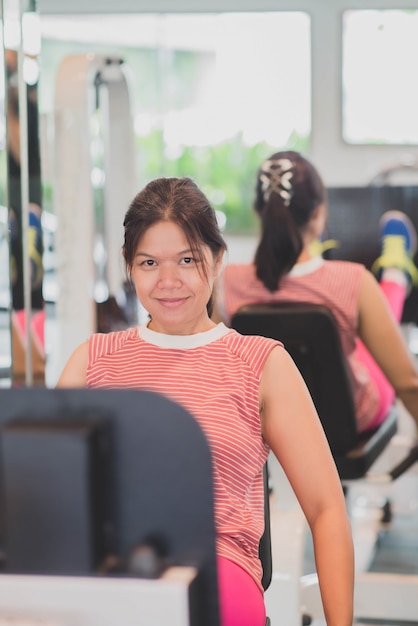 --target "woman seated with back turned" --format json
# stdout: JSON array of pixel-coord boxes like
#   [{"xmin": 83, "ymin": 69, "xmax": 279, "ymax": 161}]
[
  {"xmin": 57, "ymin": 176, "xmax": 354, "ymax": 626},
  {"xmin": 216, "ymin": 150, "xmax": 418, "ymax": 435}
]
